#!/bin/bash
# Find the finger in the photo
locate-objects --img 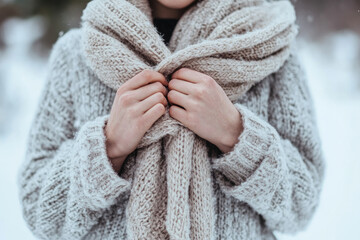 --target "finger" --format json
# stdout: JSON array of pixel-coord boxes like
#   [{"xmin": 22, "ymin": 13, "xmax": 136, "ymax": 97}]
[
  {"xmin": 126, "ymin": 69, "xmax": 168, "ymax": 90},
  {"xmin": 171, "ymin": 68, "xmax": 208, "ymax": 84},
  {"xmin": 132, "ymin": 81, "xmax": 168, "ymax": 101},
  {"xmin": 168, "ymin": 78, "xmax": 195, "ymax": 95},
  {"xmin": 167, "ymin": 90, "xmax": 192, "ymax": 110},
  {"xmin": 169, "ymin": 105, "xmax": 188, "ymax": 125},
  {"xmin": 142, "ymin": 103, "xmax": 166, "ymax": 129},
  {"xmin": 138, "ymin": 92, "xmax": 167, "ymax": 113}
]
